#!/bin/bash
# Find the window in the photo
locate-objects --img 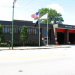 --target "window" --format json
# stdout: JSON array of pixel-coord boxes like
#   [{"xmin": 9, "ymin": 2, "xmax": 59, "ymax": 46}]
[
  {"xmin": 7, "ymin": 27, "xmax": 10, "ymax": 33},
  {"xmin": 18, "ymin": 27, "xmax": 20, "ymax": 33},
  {"xmin": 10, "ymin": 27, "xmax": 12, "ymax": 32},
  {"xmin": 35, "ymin": 28, "xmax": 36, "ymax": 34},
  {"xmin": 5, "ymin": 27, "xmax": 7, "ymax": 33},
  {"xmin": 15, "ymin": 28, "xmax": 16, "ymax": 32},
  {"xmin": 33, "ymin": 28, "xmax": 35, "ymax": 34},
  {"xmin": 16, "ymin": 28, "xmax": 18, "ymax": 33},
  {"xmin": 36, "ymin": 29, "xmax": 39, "ymax": 34},
  {"xmin": 44, "ymin": 28, "xmax": 47, "ymax": 35},
  {"xmin": 2, "ymin": 26, "xmax": 4, "ymax": 33},
  {"xmin": 13, "ymin": 27, "xmax": 18, "ymax": 33},
  {"xmin": 30, "ymin": 28, "xmax": 33, "ymax": 34},
  {"xmin": 18, "ymin": 27, "xmax": 21, "ymax": 33},
  {"xmin": 28, "ymin": 28, "xmax": 31, "ymax": 34}
]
